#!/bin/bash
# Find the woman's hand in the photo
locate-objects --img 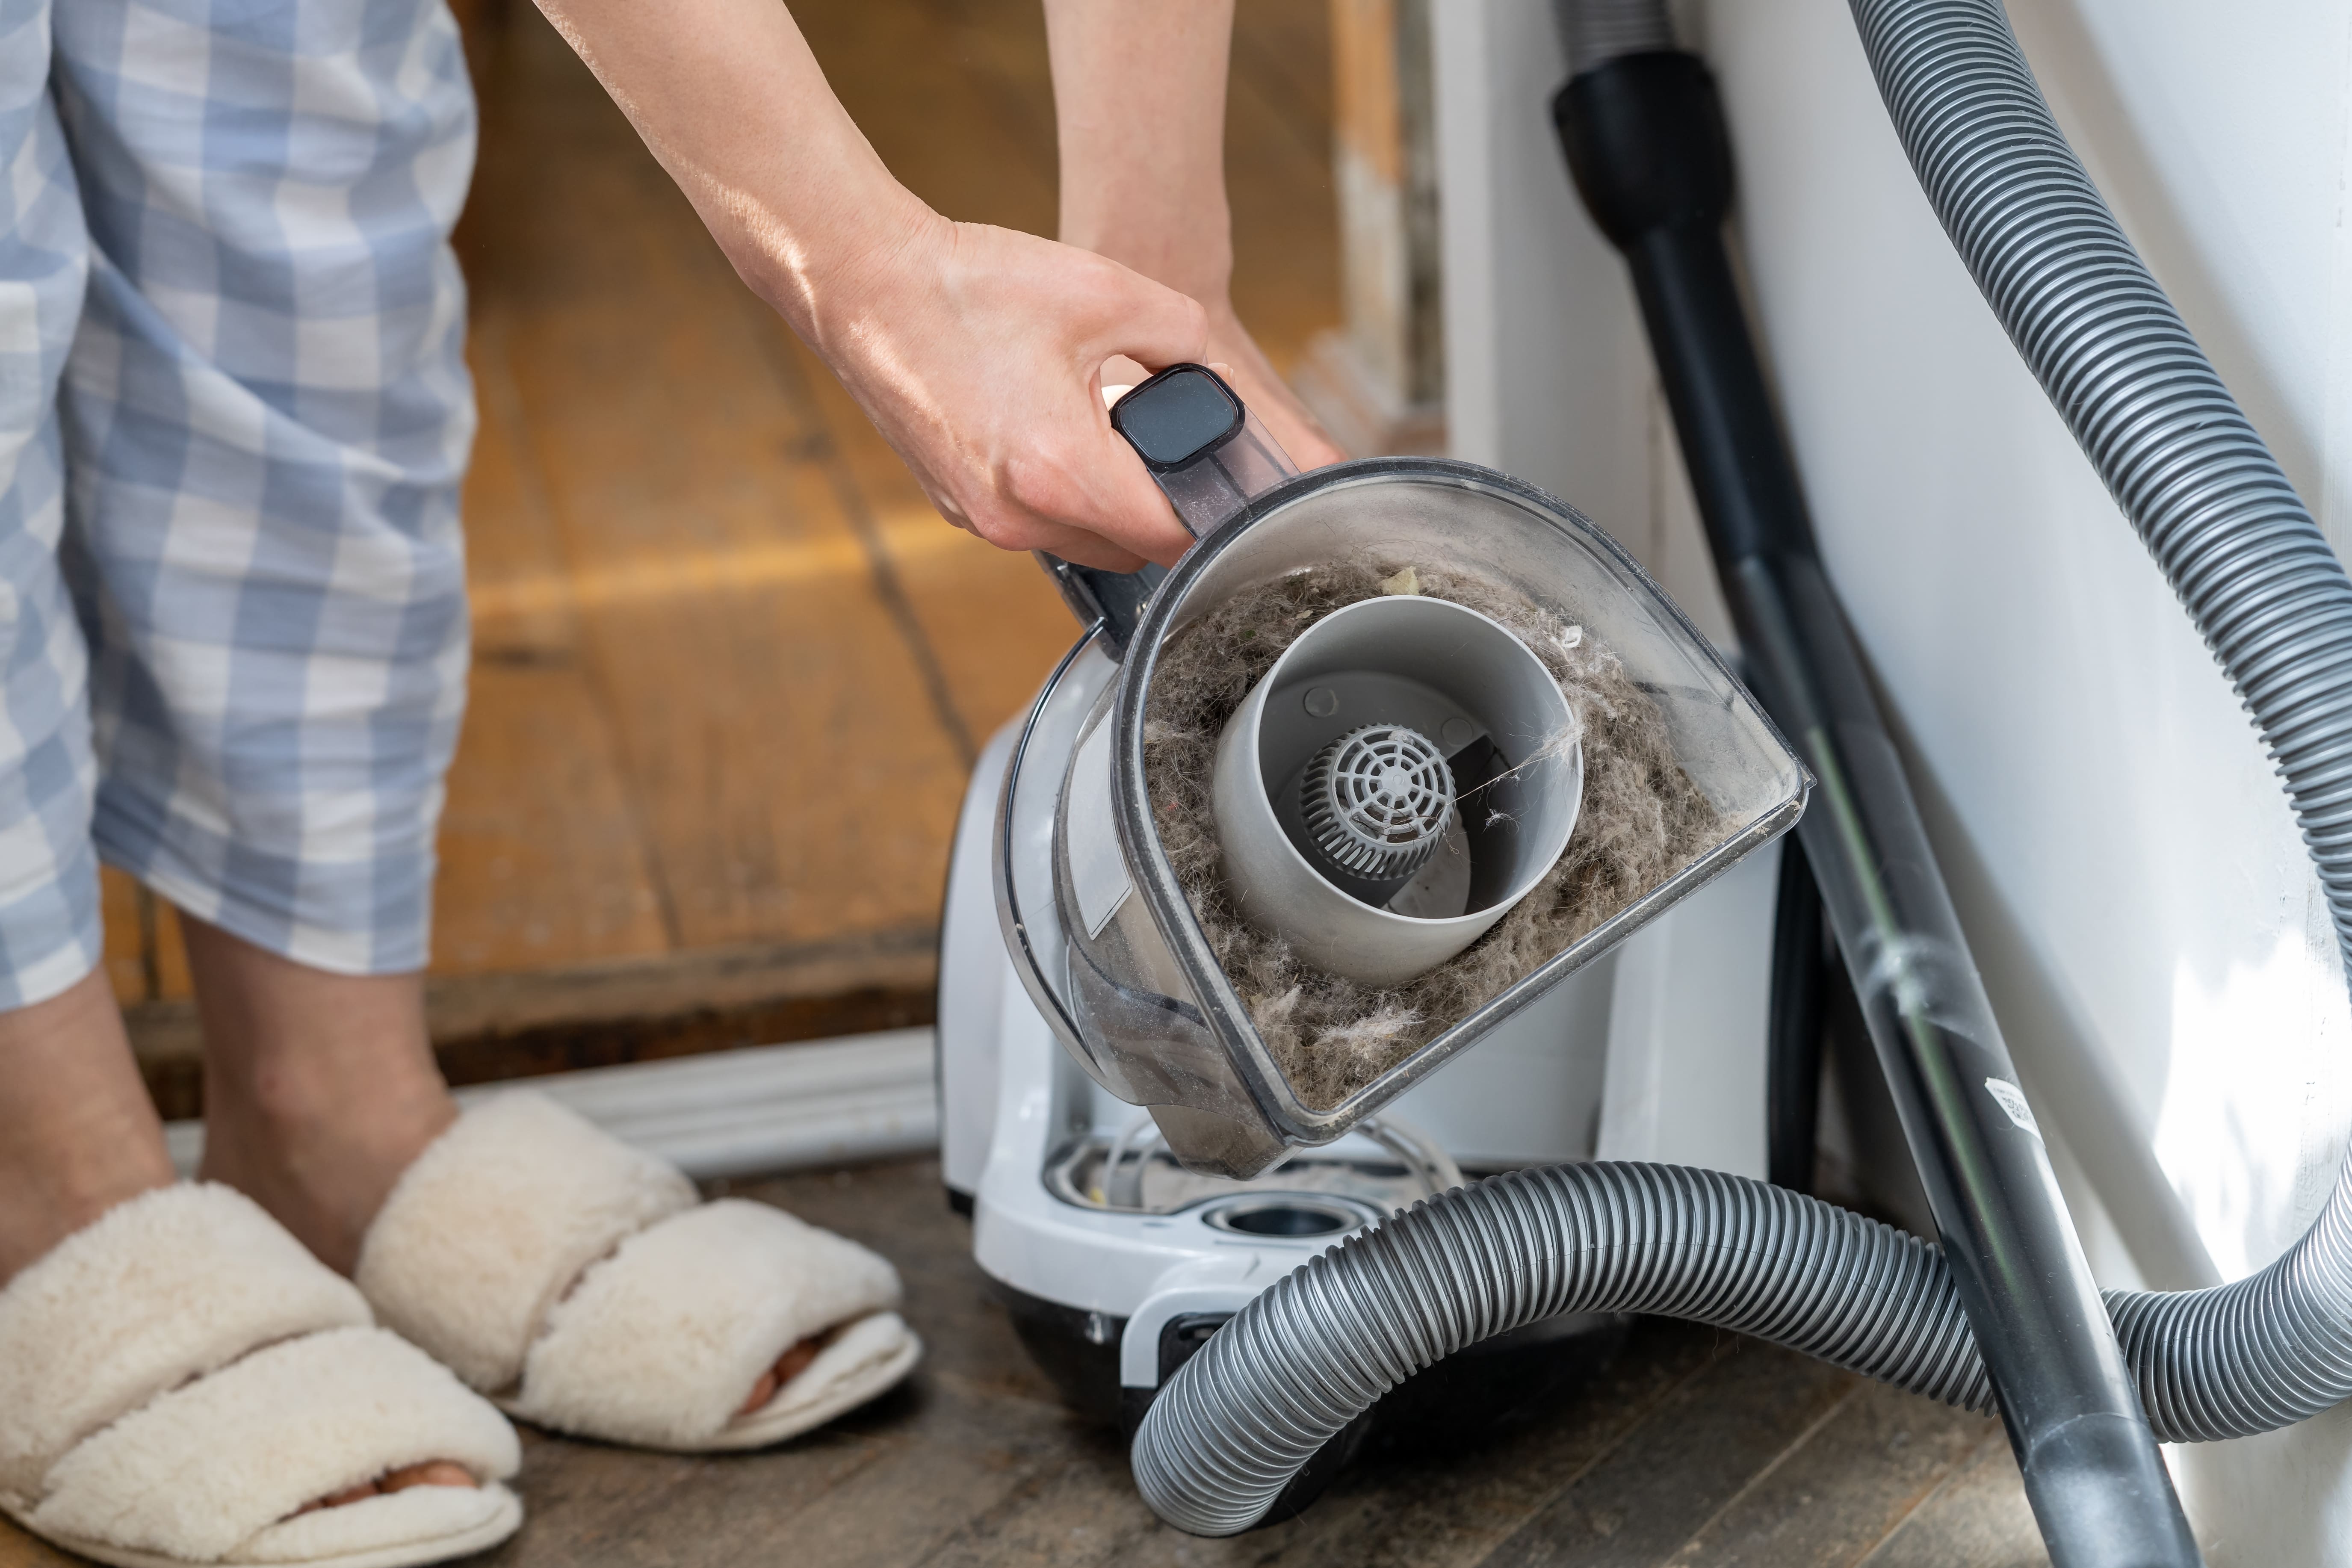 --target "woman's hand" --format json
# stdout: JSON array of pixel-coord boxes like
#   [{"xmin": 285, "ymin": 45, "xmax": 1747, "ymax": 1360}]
[
  {"xmin": 1102, "ymin": 302, "xmax": 1347, "ymax": 477},
  {"xmin": 789, "ymin": 215, "xmax": 1210, "ymax": 570}
]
